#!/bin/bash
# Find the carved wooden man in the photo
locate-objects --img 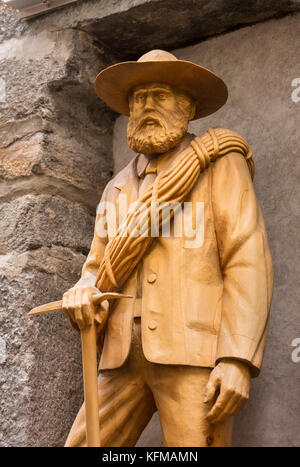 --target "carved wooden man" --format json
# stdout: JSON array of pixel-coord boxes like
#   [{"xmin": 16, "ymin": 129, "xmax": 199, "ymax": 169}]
[{"xmin": 63, "ymin": 50, "xmax": 273, "ymax": 447}]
